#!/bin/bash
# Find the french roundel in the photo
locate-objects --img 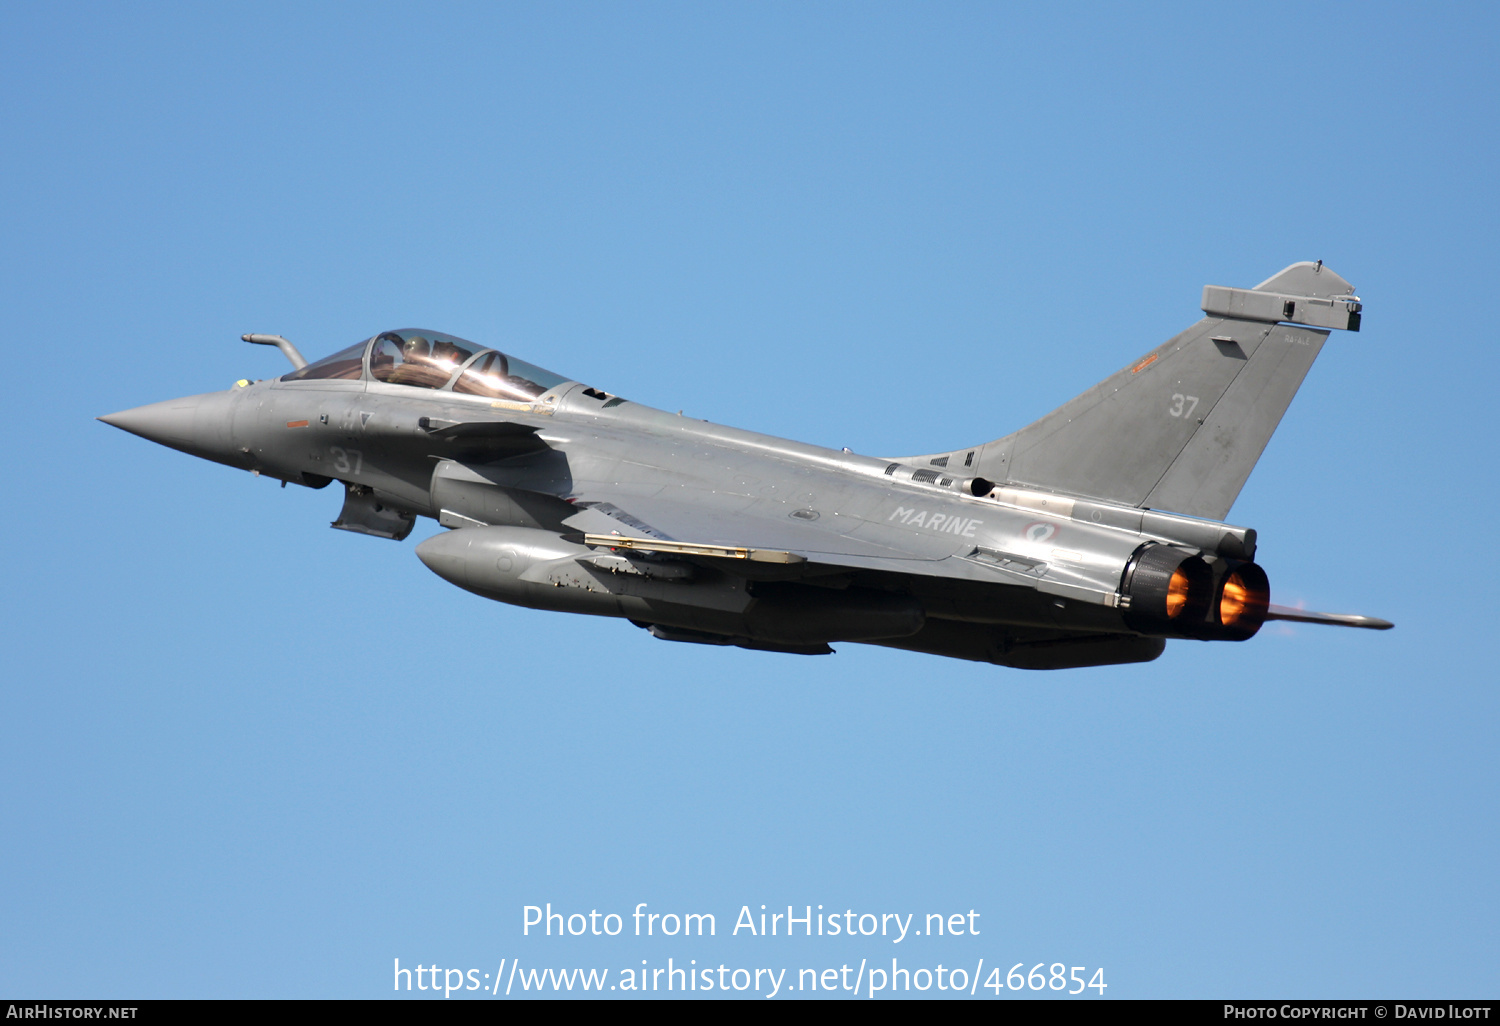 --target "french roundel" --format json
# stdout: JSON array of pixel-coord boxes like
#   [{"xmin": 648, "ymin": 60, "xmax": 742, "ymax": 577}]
[{"xmin": 1023, "ymin": 521, "xmax": 1058, "ymax": 544}]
